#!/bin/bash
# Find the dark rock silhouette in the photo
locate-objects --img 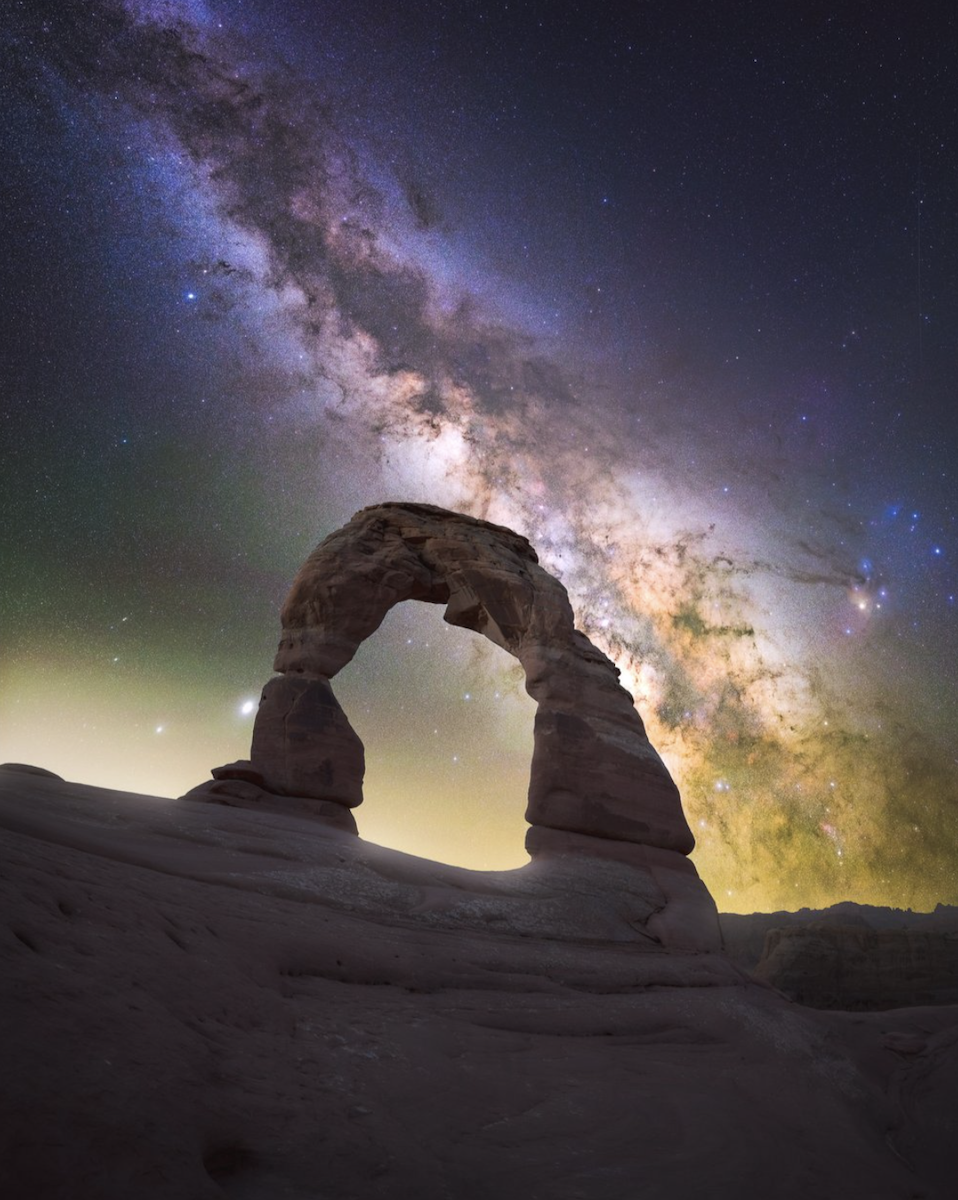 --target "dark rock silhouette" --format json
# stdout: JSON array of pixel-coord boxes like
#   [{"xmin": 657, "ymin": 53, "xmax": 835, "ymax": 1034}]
[
  {"xmin": 722, "ymin": 905, "xmax": 958, "ymax": 1009},
  {"xmin": 185, "ymin": 502, "xmax": 718, "ymax": 952}
]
